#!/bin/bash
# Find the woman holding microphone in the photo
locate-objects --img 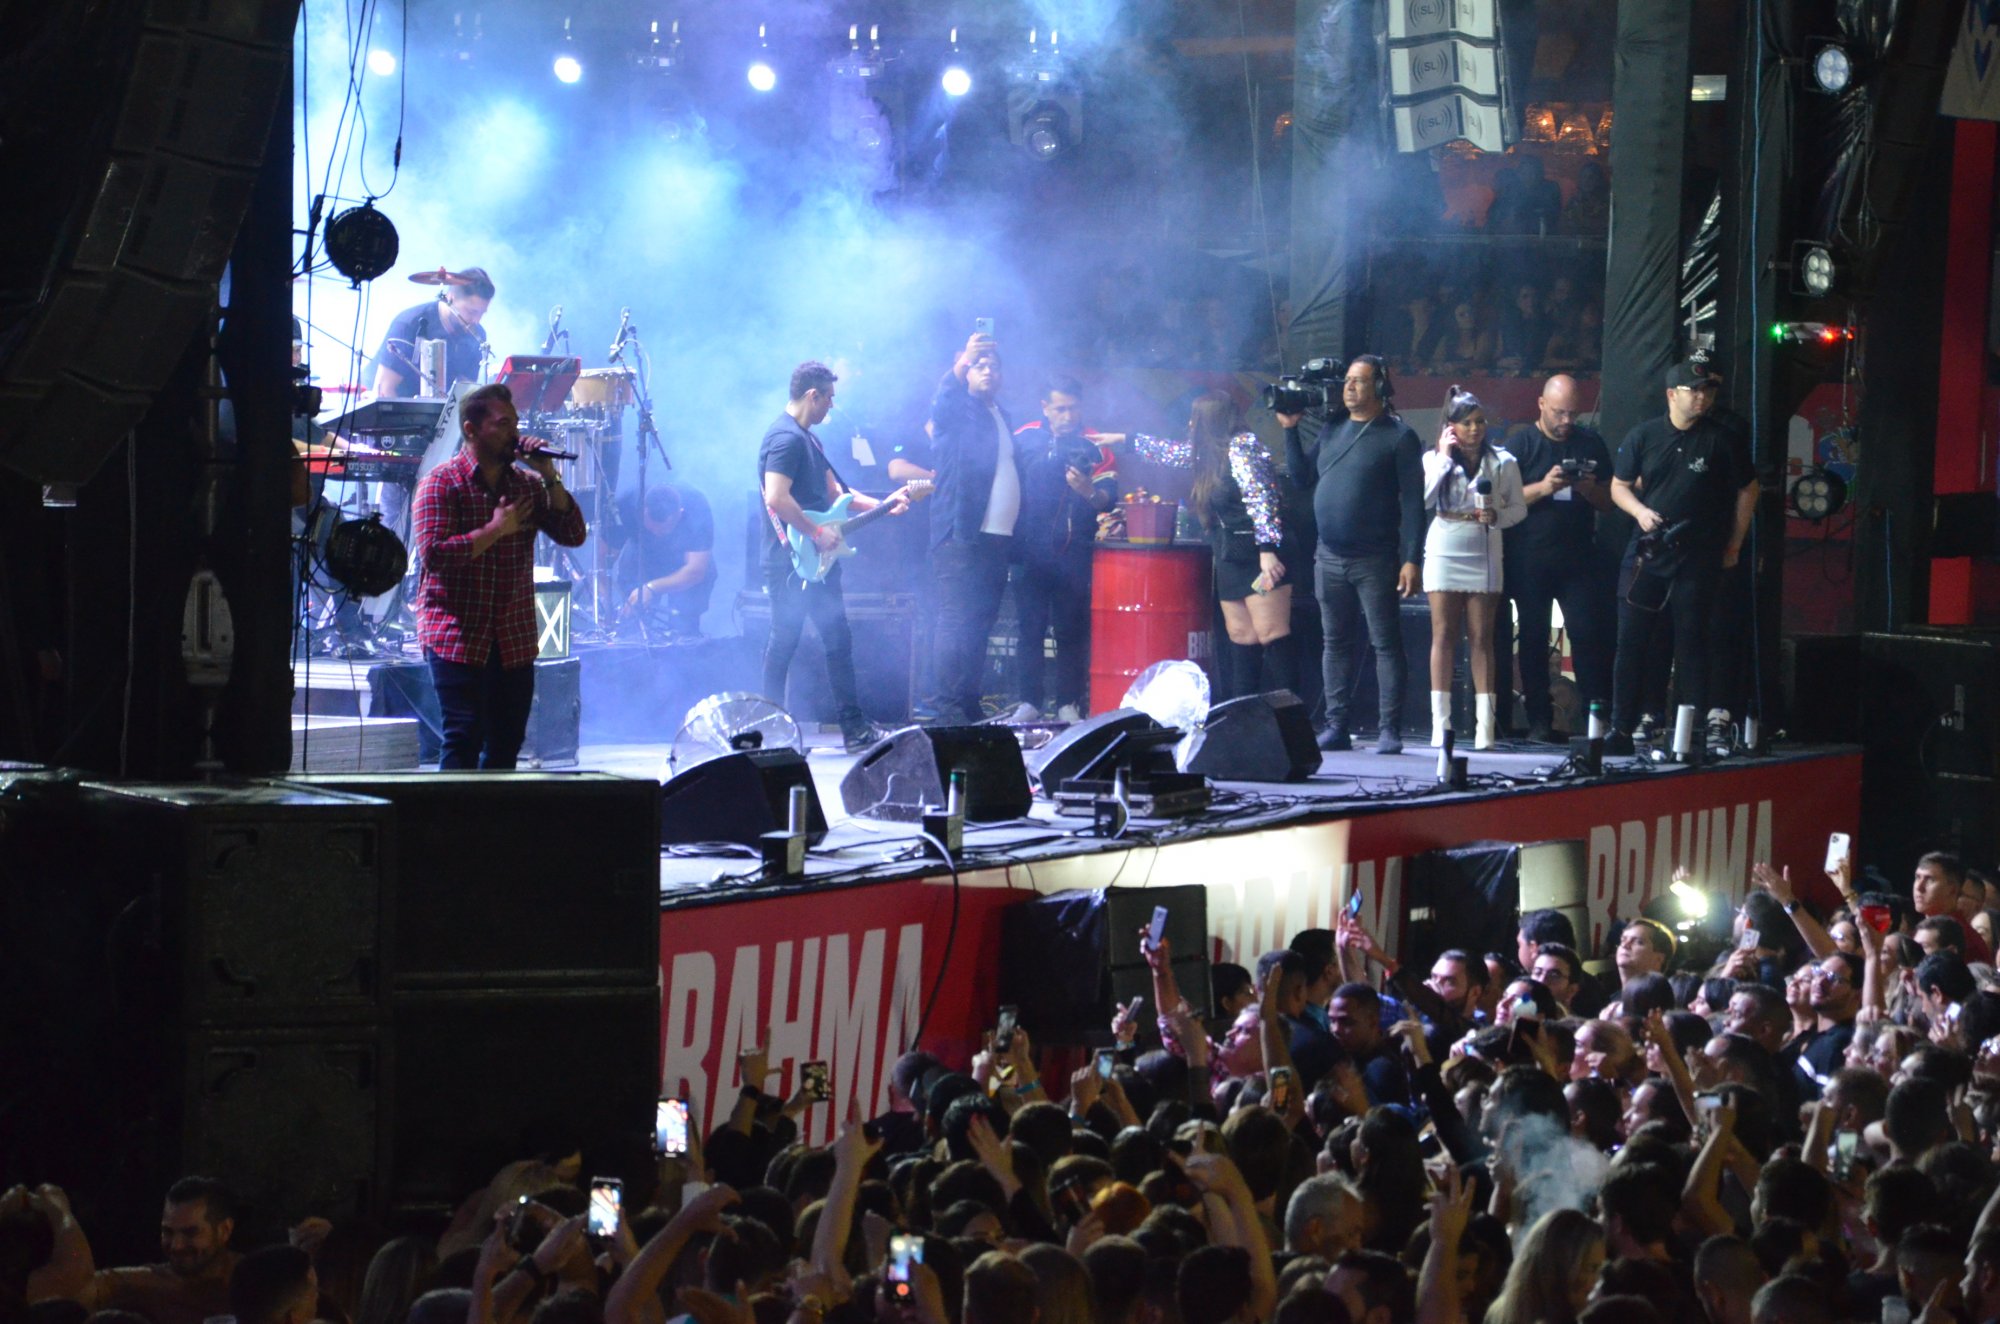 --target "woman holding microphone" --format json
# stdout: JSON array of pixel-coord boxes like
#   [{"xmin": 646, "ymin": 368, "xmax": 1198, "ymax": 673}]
[{"xmin": 1422, "ymin": 385, "xmax": 1526, "ymax": 749}]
